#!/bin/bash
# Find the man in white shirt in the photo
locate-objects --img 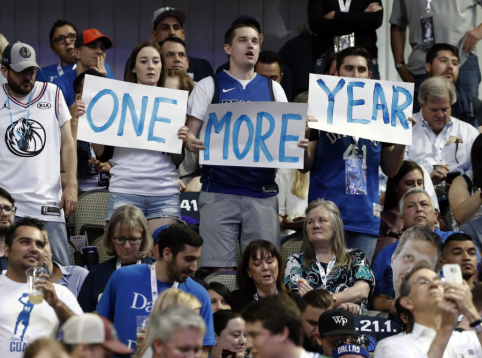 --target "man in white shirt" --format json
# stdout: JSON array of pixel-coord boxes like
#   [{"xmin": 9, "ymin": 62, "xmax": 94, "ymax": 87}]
[
  {"xmin": 374, "ymin": 265, "xmax": 482, "ymax": 358},
  {"xmin": 406, "ymin": 76, "xmax": 479, "ymax": 188},
  {"xmin": 242, "ymin": 295, "xmax": 323, "ymax": 358},
  {"xmin": 0, "ymin": 217, "xmax": 82, "ymax": 356}
]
